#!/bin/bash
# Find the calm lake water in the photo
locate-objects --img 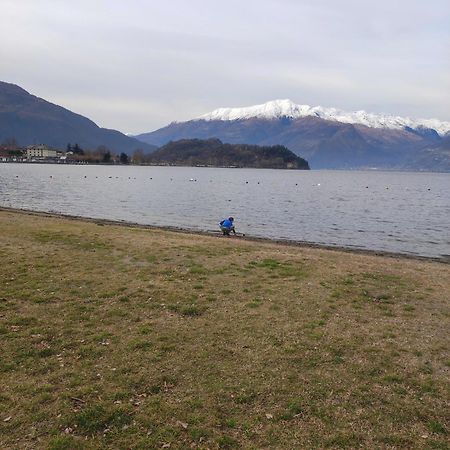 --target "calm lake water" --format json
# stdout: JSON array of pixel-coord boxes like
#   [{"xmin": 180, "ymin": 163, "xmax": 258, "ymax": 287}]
[{"xmin": 1, "ymin": 164, "xmax": 449, "ymax": 259}]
